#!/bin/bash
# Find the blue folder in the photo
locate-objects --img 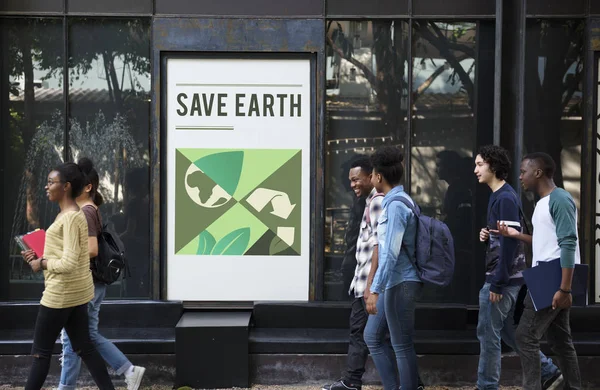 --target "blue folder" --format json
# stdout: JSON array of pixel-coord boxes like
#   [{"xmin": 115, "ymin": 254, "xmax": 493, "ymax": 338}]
[{"xmin": 522, "ymin": 258, "xmax": 588, "ymax": 311}]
